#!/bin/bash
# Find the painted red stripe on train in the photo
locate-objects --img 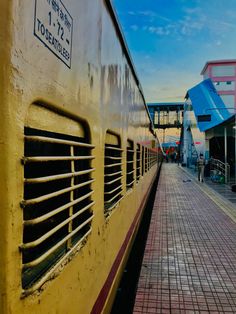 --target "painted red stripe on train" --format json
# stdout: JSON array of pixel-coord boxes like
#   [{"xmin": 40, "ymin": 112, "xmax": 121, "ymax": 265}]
[{"xmin": 91, "ymin": 175, "xmax": 156, "ymax": 313}]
